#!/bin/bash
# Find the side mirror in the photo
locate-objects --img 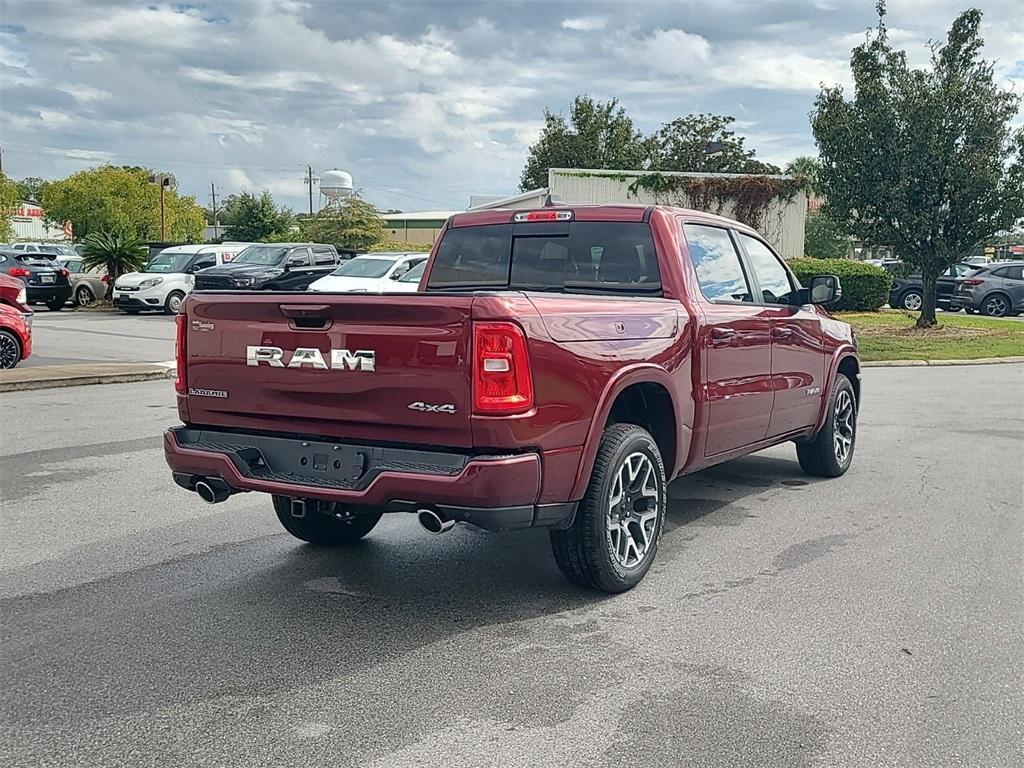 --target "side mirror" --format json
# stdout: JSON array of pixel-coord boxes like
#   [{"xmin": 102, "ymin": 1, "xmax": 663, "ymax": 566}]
[
  {"xmin": 803, "ymin": 274, "xmax": 842, "ymax": 305},
  {"xmin": 286, "ymin": 257, "xmax": 305, "ymax": 268}
]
